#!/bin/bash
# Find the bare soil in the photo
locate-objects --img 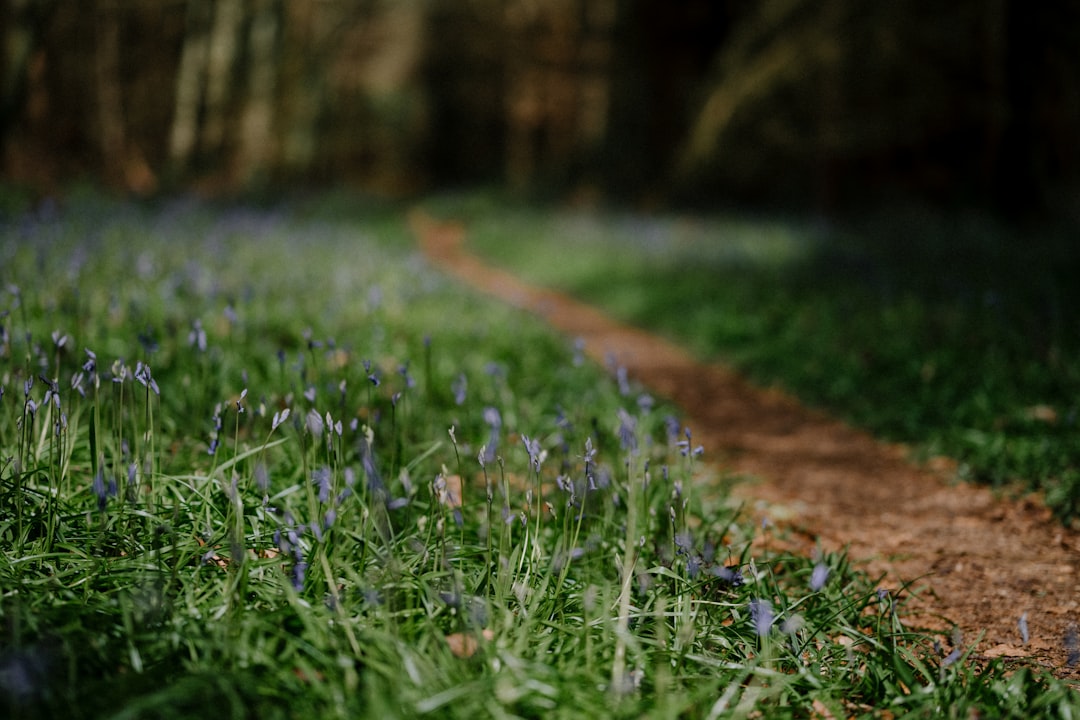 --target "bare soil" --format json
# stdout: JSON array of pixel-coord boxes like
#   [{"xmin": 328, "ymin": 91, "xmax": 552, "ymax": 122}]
[{"xmin": 411, "ymin": 210, "xmax": 1080, "ymax": 678}]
